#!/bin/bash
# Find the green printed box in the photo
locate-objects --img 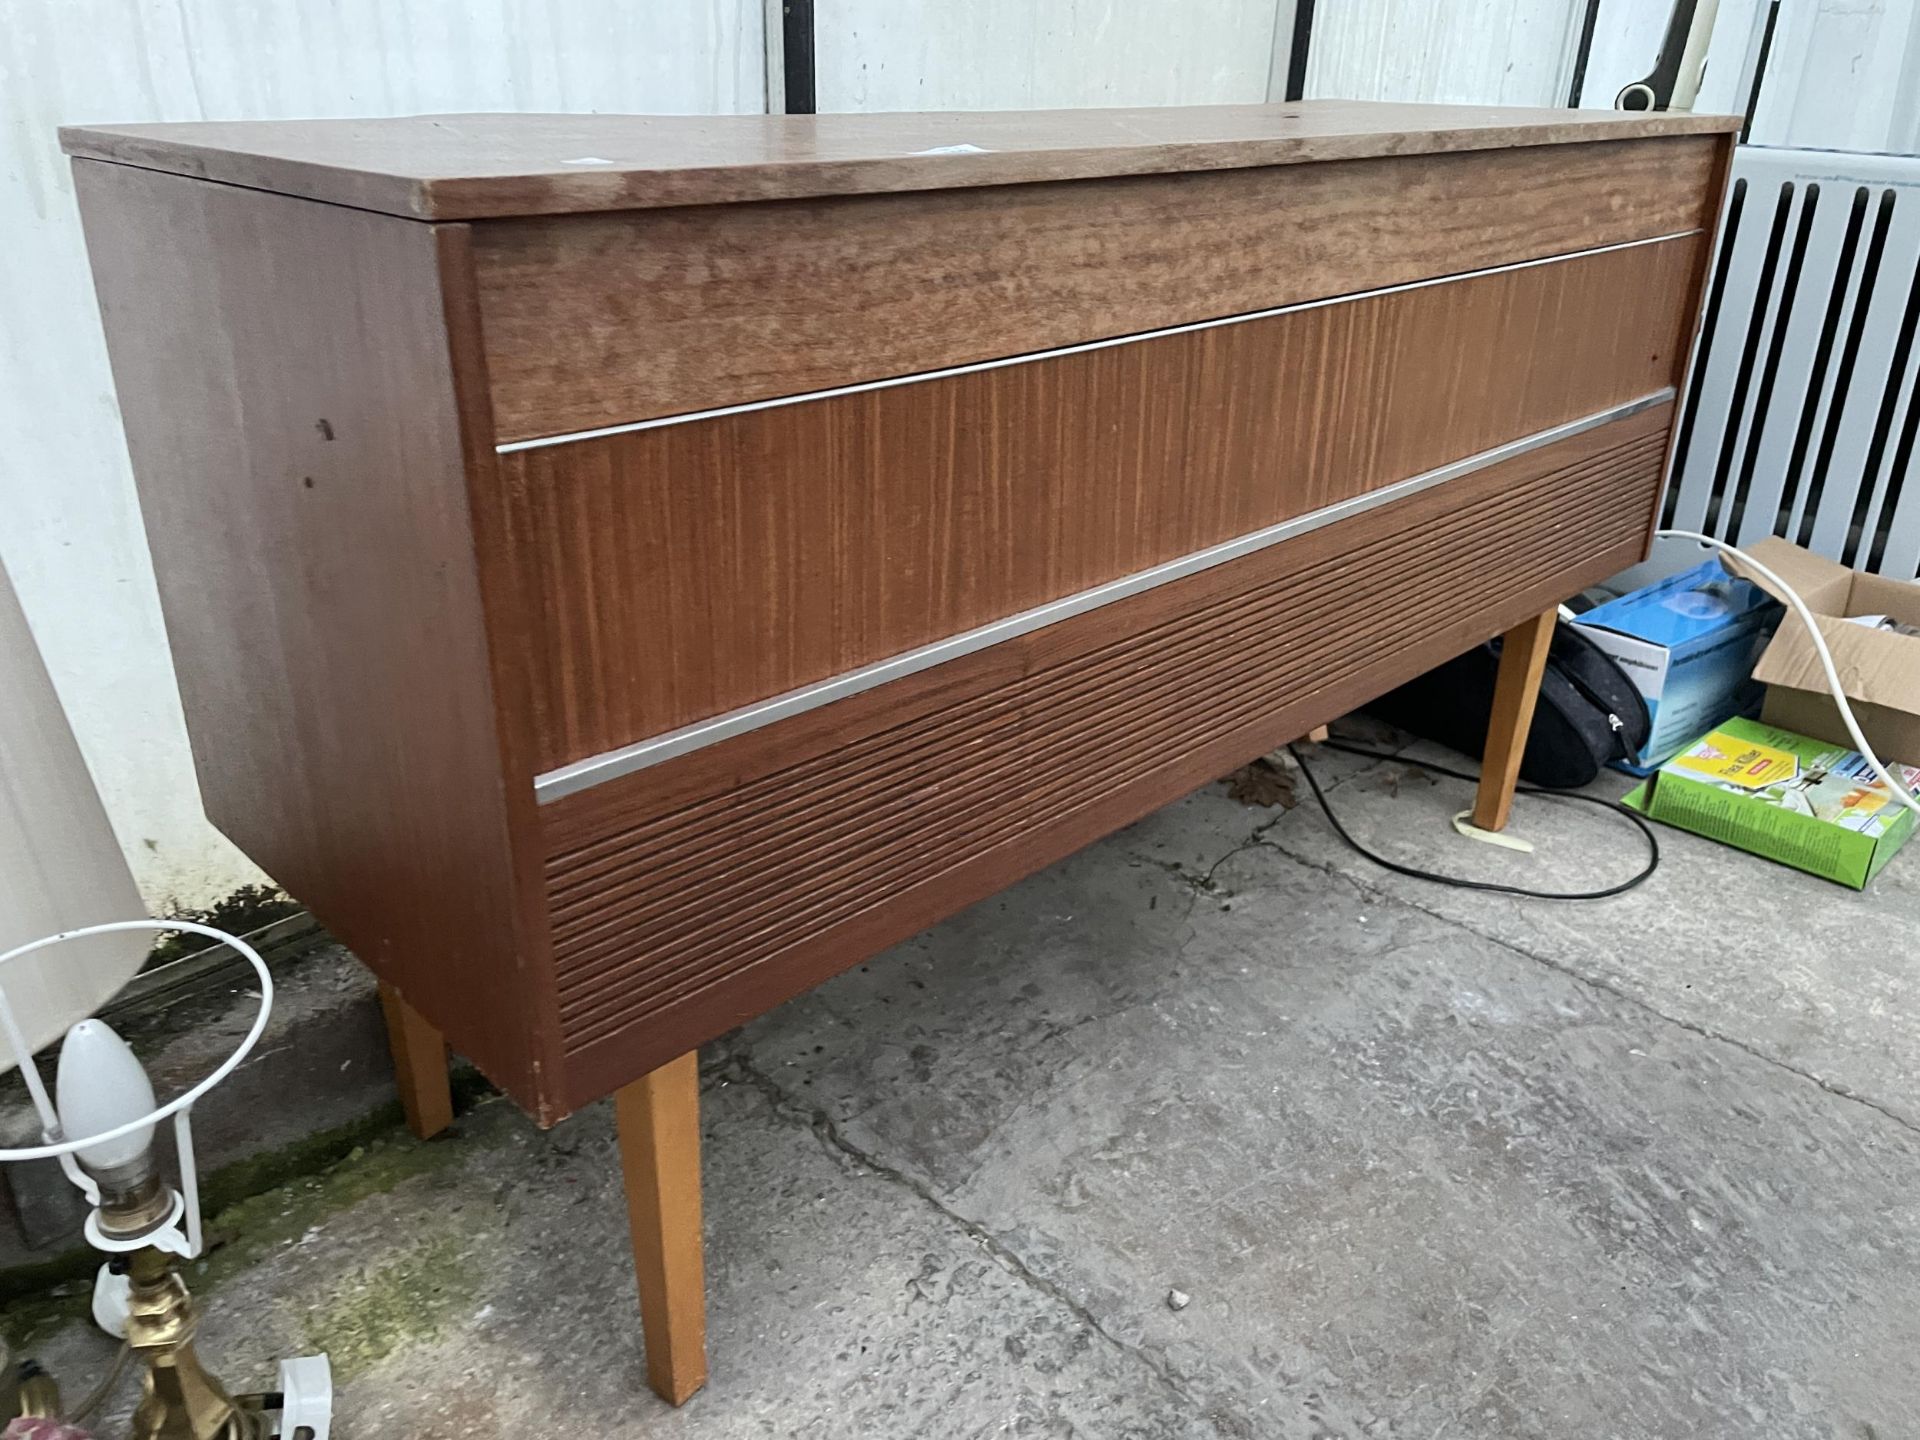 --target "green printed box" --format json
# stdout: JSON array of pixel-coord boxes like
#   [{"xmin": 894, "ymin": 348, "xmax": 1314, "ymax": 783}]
[{"xmin": 1624, "ymin": 716, "xmax": 1920, "ymax": 889}]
